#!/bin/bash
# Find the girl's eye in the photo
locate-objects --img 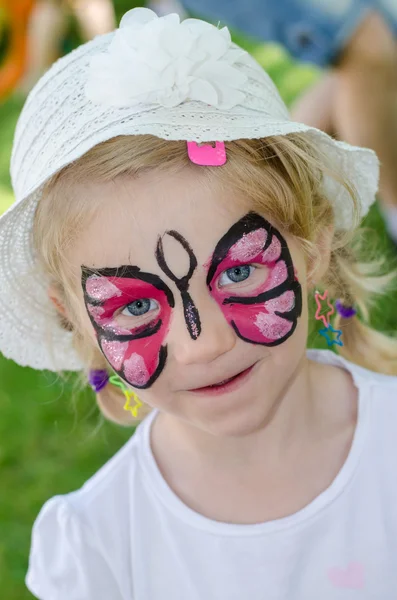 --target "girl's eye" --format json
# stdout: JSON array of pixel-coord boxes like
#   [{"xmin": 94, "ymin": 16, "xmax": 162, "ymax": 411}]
[
  {"xmin": 121, "ymin": 298, "xmax": 158, "ymax": 317},
  {"xmin": 219, "ymin": 265, "xmax": 255, "ymax": 286}
]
